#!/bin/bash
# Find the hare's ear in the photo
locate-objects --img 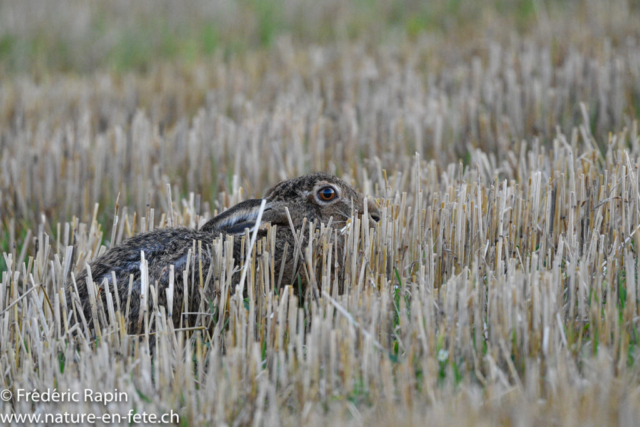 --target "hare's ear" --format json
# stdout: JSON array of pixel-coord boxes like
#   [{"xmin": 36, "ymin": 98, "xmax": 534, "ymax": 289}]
[{"xmin": 201, "ymin": 199, "xmax": 287, "ymax": 234}]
